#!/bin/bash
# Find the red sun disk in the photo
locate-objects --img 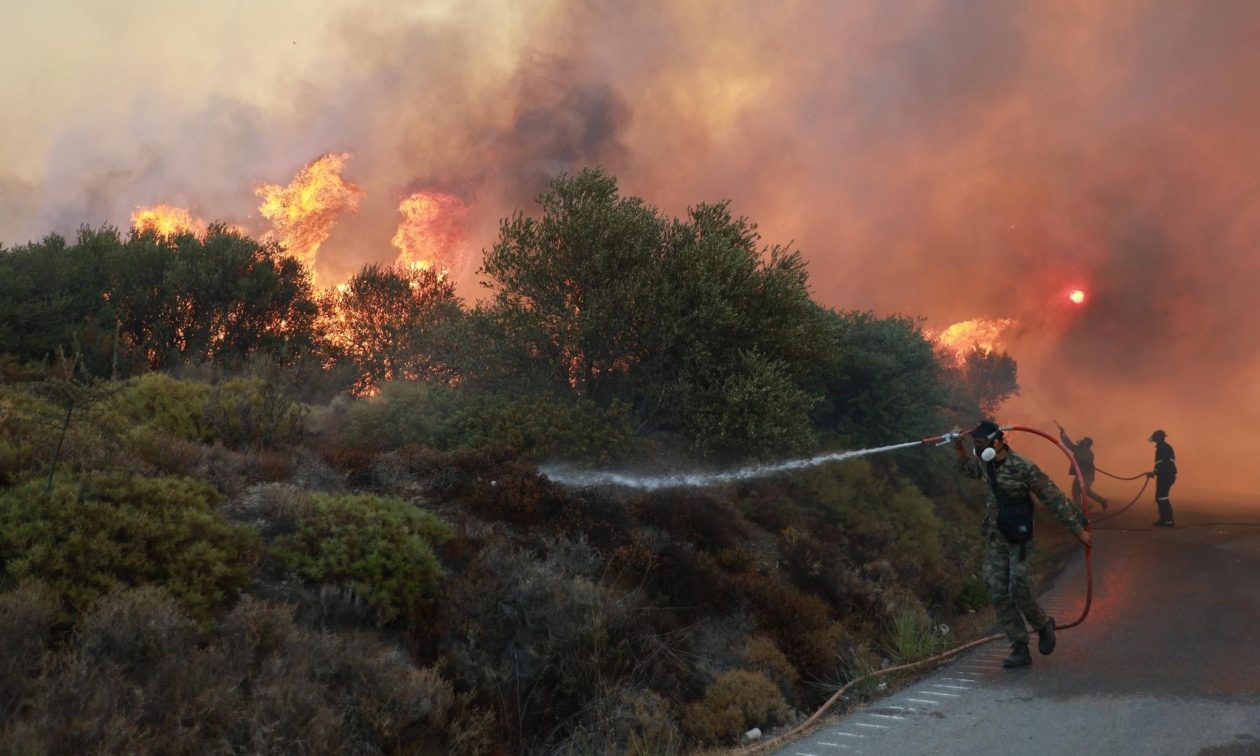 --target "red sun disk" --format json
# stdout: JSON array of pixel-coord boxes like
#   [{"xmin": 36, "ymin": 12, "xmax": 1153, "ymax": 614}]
[{"xmin": 1069, "ymin": 289, "xmax": 1086, "ymax": 304}]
